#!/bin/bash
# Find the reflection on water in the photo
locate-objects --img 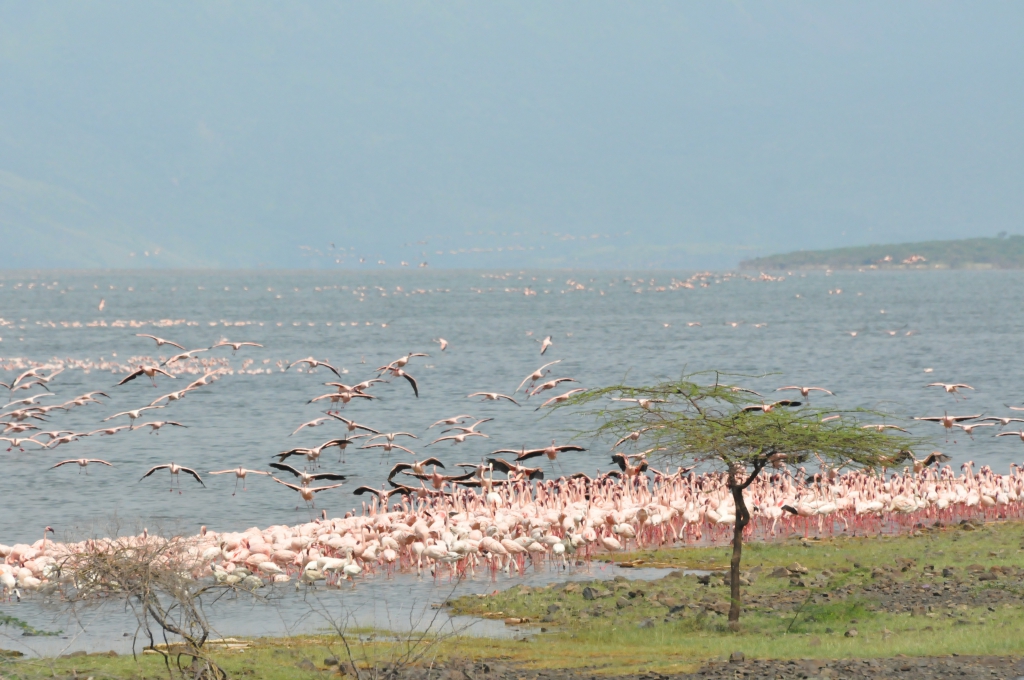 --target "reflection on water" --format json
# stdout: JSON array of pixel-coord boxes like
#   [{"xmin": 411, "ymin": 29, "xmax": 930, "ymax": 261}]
[{"xmin": 1, "ymin": 562, "xmax": 676, "ymax": 657}]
